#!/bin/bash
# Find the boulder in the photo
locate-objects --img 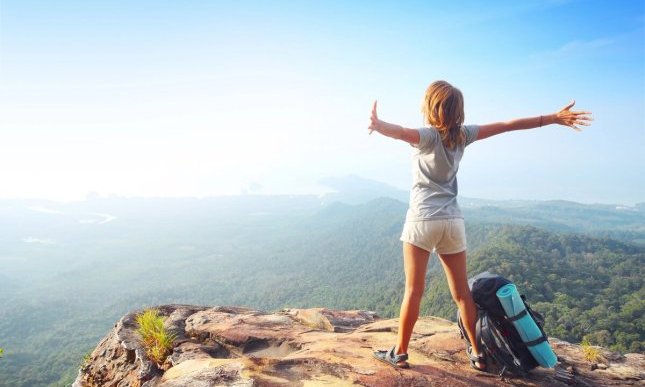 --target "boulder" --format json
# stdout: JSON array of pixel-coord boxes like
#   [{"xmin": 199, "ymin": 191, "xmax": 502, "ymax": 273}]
[{"xmin": 74, "ymin": 304, "xmax": 645, "ymax": 386}]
